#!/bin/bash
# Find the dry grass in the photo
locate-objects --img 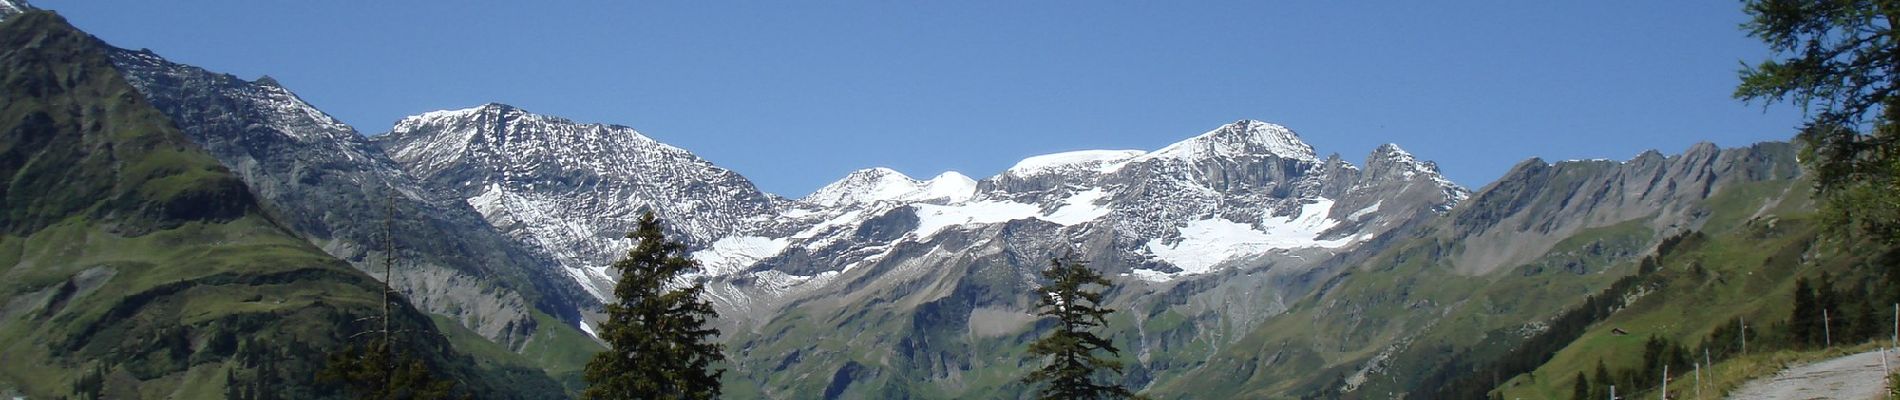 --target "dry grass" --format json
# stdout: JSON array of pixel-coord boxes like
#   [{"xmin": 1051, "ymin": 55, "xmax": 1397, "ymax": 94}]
[{"xmin": 1653, "ymin": 341, "xmax": 1892, "ymax": 400}]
